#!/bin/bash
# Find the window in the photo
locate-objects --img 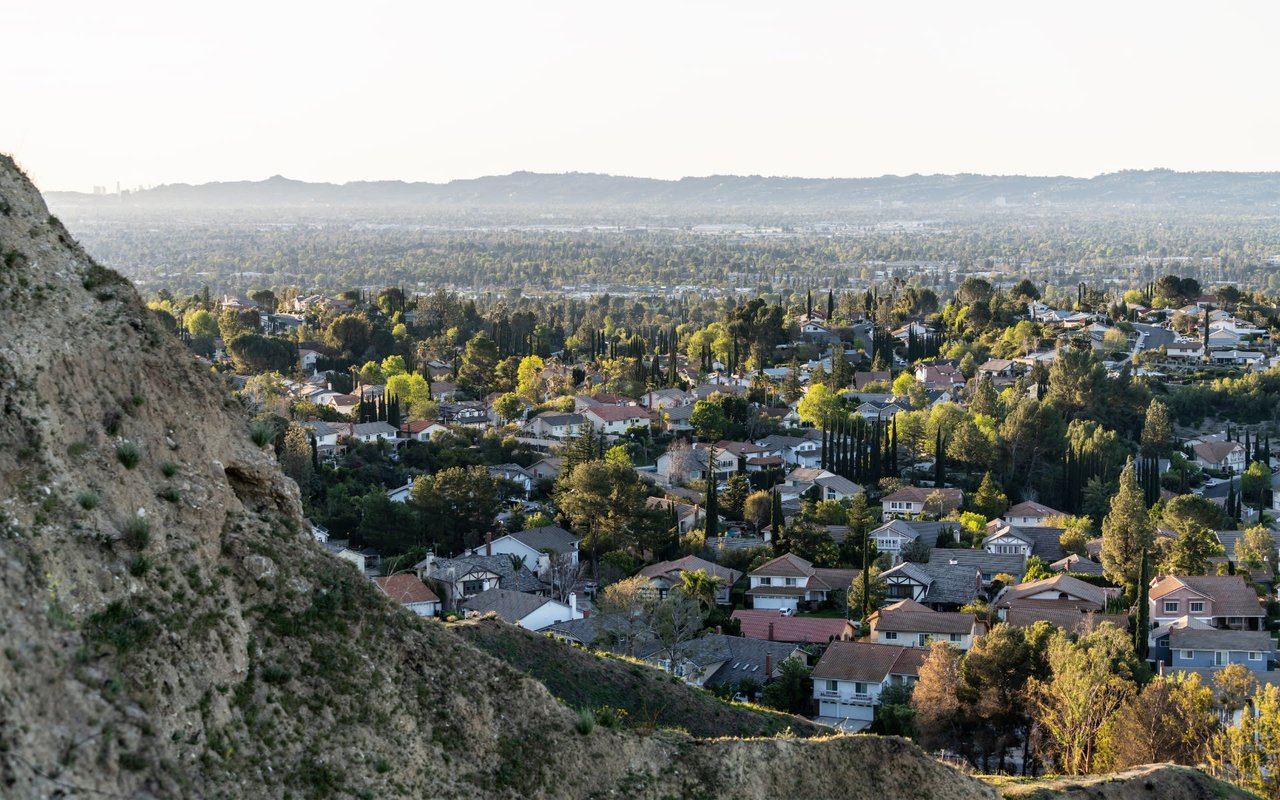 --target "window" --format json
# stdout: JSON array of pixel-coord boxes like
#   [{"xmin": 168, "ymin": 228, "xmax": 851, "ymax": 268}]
[
  {"xmin": 1180, "ymin": 650, "xmax": 1193, "ymax": 660},
  {"xmin": 889, "ymin": 584, "xmax": 914, "ymax": 599},
  {"xmin": 949, "ymin": 633, "xmax": 962, "ymax": 642},
  {"xmin": 784, "ymin": 577, "xmax": 798, "ymax": 587},
  {"xmin": 885, "ymin": 631, "xmax": 898, "ymax": 640},
  {"xmin": 1189, "ymin": 601, "xmax": 1204, "ymax": 613},
  {"xmin": 1163, "ymin": 601, "xmax": 1179, "ymax": 614},
  {"xmin": 1250, "ymin": 652, "xmax": 1263, "ymax": 661},
  {"xmin": 1215, "ymin": 651, "xmax": 1228, "ymax": 667},
  {"xmin": 759, "ymin": 577, "xmax": 772, "ymax": 586},
  {"xmin": 918, "ymin": 634, "xmax": 928, "ymax": 647},
  {"xmin": 462, "ymin": 580, "xmax": 485, "ymax": 596},
  {"xmin": 854, "ymin": 682, "xmax": 867, "ymax": 695},
  {"xmin": 825, "ymin": 680, "xmax": 838, "ymax": 692}
]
